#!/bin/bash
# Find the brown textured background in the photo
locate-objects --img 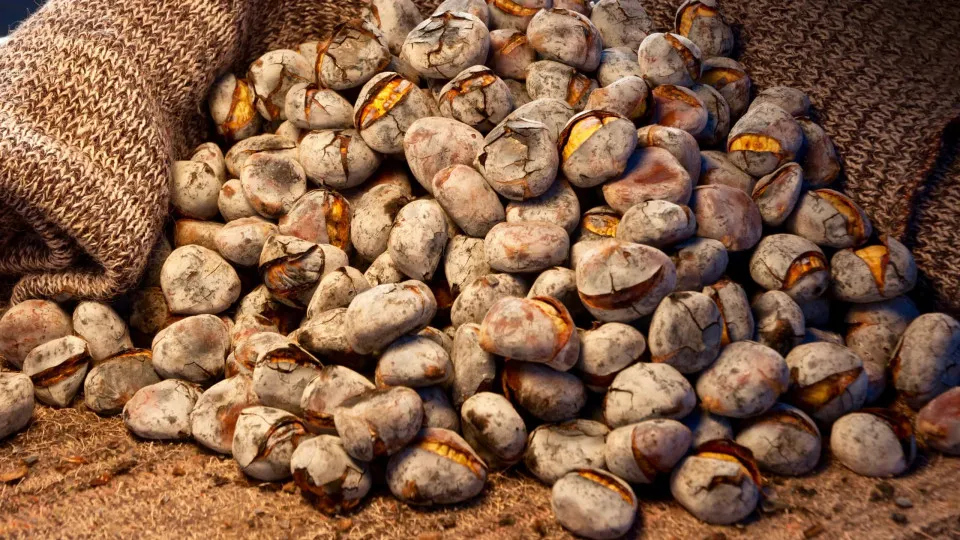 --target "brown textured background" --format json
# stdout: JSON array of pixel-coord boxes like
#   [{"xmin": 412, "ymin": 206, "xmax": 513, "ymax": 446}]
[{"xmin": 1, "ymin": 0, "xmax": 960, "ymax": 539}]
